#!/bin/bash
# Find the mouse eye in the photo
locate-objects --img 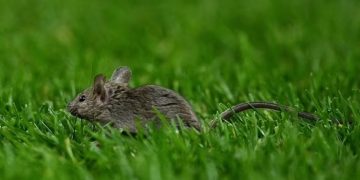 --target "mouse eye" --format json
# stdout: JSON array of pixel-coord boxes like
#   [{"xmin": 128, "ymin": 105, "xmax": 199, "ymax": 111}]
[{"xmin": 79, "ymin": 95, "xmax": 86, "ymax": 102}]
